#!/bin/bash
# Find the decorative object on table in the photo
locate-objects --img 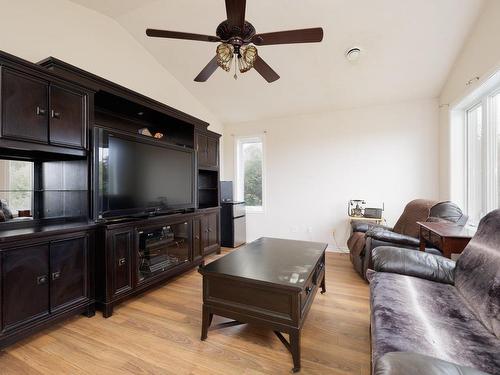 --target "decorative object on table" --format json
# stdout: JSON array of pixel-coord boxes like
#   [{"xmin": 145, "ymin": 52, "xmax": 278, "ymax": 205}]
[
  {"xmin": 348, "ymin": 199, "xmax": 366, "ymax": 217},
  {"xmin": 18, "ymin": 210, "xmax": 31, "ymax": 217},
  {"xmin": 153, "ymin": 132, "xmax": 164, "ymax": 139},
  {"xmin": 364, "ymin": 204, "xmax": 384, "ymax": 219},
  {"xmin": 145, "ymin": 1, "xmax": 323, "ymax": 83},
  {"xmin": 0, "ymin": 199, "xmax": 13, "ymax": 220},
  {"xmin": 138, "ymin": 127, "xmax": 152, "ymax": 137}
]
